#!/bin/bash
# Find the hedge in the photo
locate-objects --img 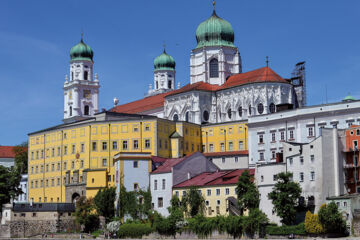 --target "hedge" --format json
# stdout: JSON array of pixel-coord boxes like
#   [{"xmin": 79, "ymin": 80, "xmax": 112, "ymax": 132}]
[
  {"xmin": 117, "ymin": 223, "xmax": 153, "ymax": 238},
  {"xmin": 266, "ymin": 223, "xmax": 306, "ymax": 235}
]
